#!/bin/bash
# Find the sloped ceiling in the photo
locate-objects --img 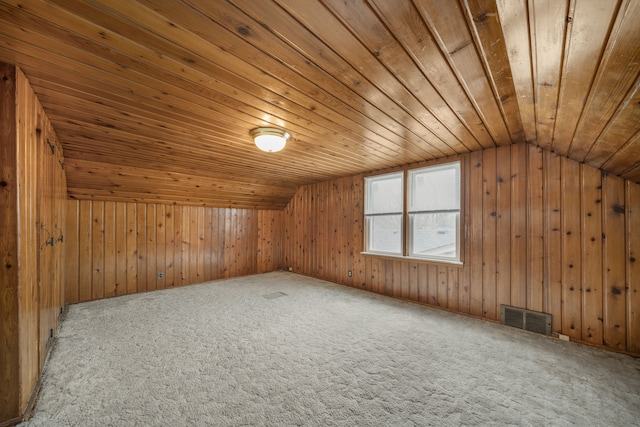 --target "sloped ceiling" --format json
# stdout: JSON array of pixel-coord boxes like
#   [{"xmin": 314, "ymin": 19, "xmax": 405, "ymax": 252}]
[{"xmin": 0, "ymin": 0, "xmax": 638, "ymax": 209}]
